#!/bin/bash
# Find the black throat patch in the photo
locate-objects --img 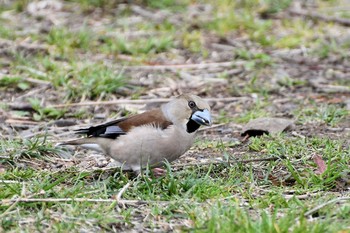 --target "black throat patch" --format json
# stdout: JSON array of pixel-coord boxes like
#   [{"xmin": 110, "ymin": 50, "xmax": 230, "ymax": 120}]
[{"xmin": 186, "ymin": 119, "xmax": 200, "ymax": 133}]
